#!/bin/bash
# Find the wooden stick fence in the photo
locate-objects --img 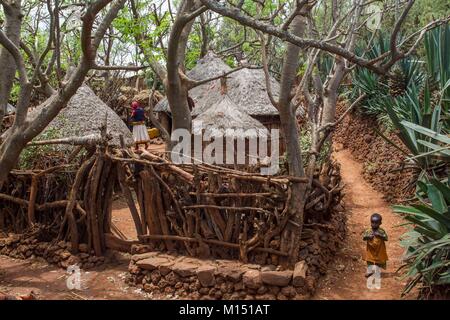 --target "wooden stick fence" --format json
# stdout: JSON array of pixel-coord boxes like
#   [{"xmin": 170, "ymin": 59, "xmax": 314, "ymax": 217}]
[{"xmin": 0, "ymin": 142, "xmax": 342, "ymax": 264}]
